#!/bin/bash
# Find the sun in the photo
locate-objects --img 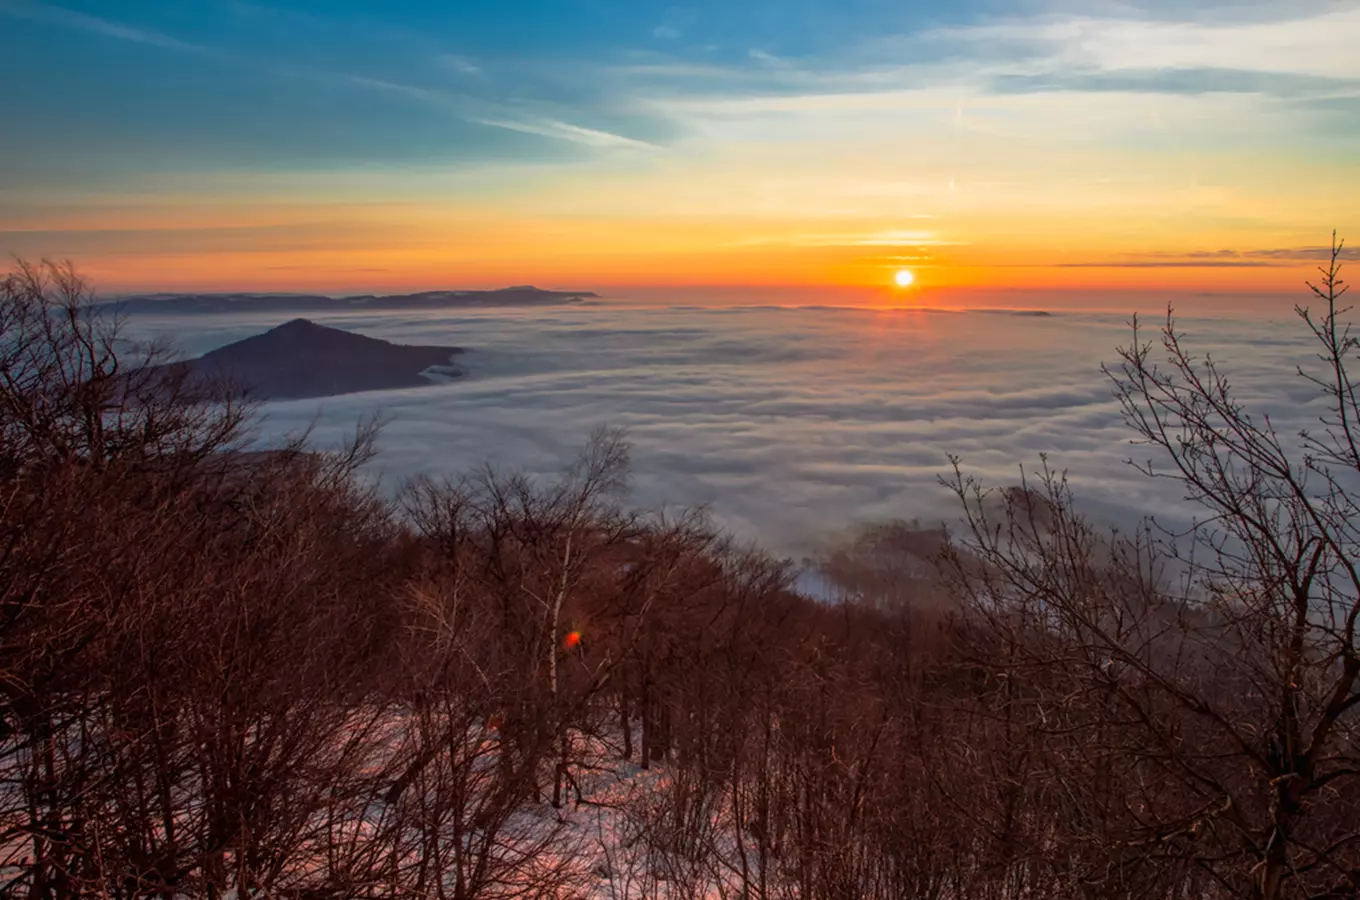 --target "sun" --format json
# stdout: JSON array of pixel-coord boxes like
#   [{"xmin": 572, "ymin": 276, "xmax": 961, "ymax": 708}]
[{"xmin": 894, "ymin": 269, "xmax": 915, "ymax": 288}]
